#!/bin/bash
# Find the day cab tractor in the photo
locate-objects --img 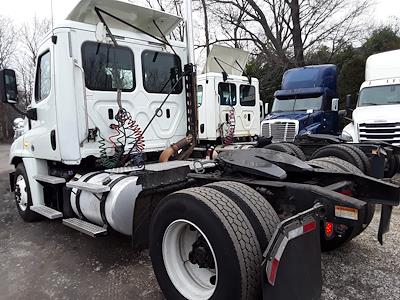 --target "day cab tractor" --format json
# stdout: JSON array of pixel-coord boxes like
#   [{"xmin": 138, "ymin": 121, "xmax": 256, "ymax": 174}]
[
  {"xmin": 261, "ymin": 64, "xmax": 341, "ymax": 143},
  {"xmin": 1, "ymin": 1, "xmax": 399, "ymax": 299}
]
